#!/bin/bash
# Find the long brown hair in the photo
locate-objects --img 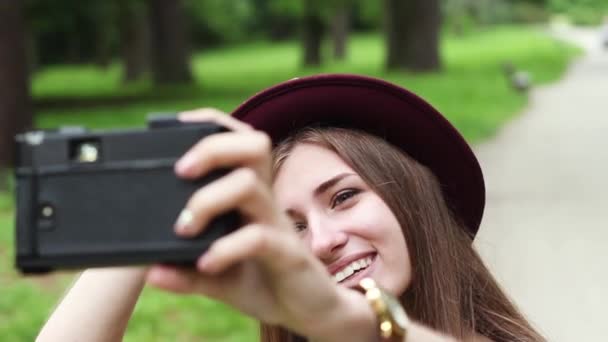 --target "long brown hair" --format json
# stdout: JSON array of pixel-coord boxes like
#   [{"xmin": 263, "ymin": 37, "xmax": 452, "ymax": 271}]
[{"xmin": 261, "ymin": 127, "xmax": 544, "ymax": 342}]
